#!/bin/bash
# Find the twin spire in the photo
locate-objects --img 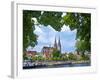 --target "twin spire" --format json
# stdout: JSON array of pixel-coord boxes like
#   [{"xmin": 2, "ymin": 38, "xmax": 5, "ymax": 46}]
[{"xmin": 54, "ymin": 36, "xmax": 61, "ymax": 52}]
